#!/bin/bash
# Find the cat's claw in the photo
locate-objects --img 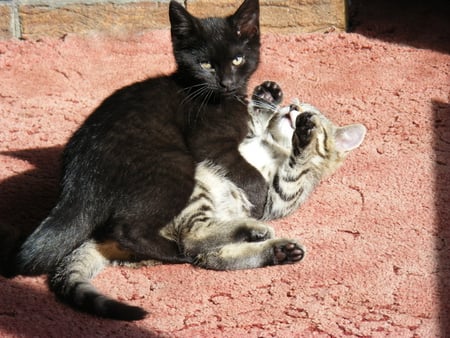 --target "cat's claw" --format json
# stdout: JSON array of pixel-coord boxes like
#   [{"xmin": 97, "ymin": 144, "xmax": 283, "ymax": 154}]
[
  {"xmin": 252, "ymin": 81, "xmax": 283, "ymax": 105},
  {"xmin": 273, "ymin": 242, "xmax": 305, "ymax": 264},
  {"xmin": 294, "ymin": 112, "xmax": 316, "ymax": 148}
]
